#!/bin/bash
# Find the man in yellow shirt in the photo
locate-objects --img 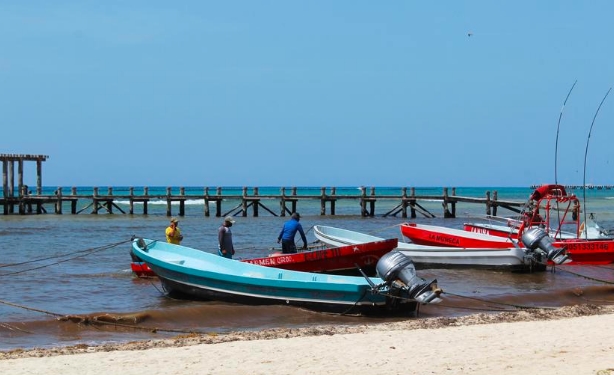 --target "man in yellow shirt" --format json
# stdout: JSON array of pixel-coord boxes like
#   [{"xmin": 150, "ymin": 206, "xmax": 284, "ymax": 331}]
[{"xmin": 165, "ymin": 217, "xmax": 184, "ymax": 244}]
